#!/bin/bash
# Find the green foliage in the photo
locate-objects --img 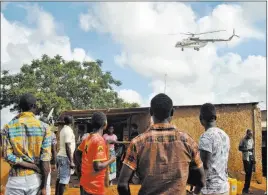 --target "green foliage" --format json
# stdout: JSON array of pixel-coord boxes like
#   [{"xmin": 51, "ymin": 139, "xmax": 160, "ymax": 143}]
[{"xmin": 1, "ymin": 55, "xmax": 140, "ymax": 117}]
